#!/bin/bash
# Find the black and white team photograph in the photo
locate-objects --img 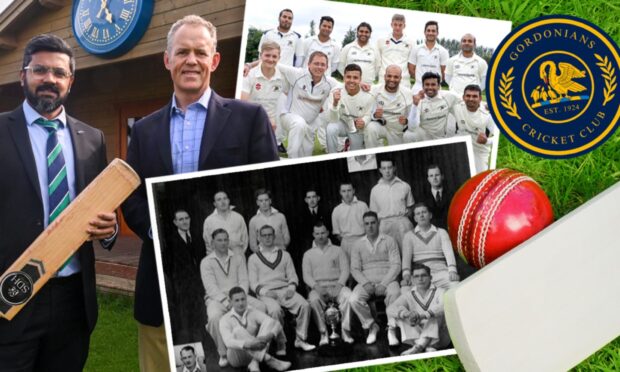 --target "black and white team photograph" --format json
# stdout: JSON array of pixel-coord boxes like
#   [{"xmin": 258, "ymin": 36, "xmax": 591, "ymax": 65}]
[{"xmin": 147, "ymin": 137, "xmax": 482, "ymax": 371}]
